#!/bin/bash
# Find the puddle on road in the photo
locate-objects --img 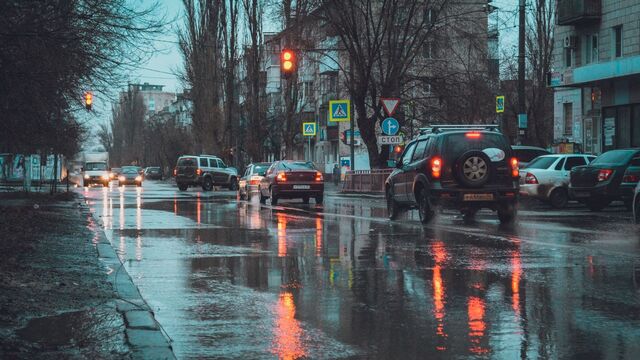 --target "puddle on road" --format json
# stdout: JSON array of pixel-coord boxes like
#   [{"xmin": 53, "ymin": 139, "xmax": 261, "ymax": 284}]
[{"xmin": 16, "ymin": 307, "xmax": 126, "ymax": 352}]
